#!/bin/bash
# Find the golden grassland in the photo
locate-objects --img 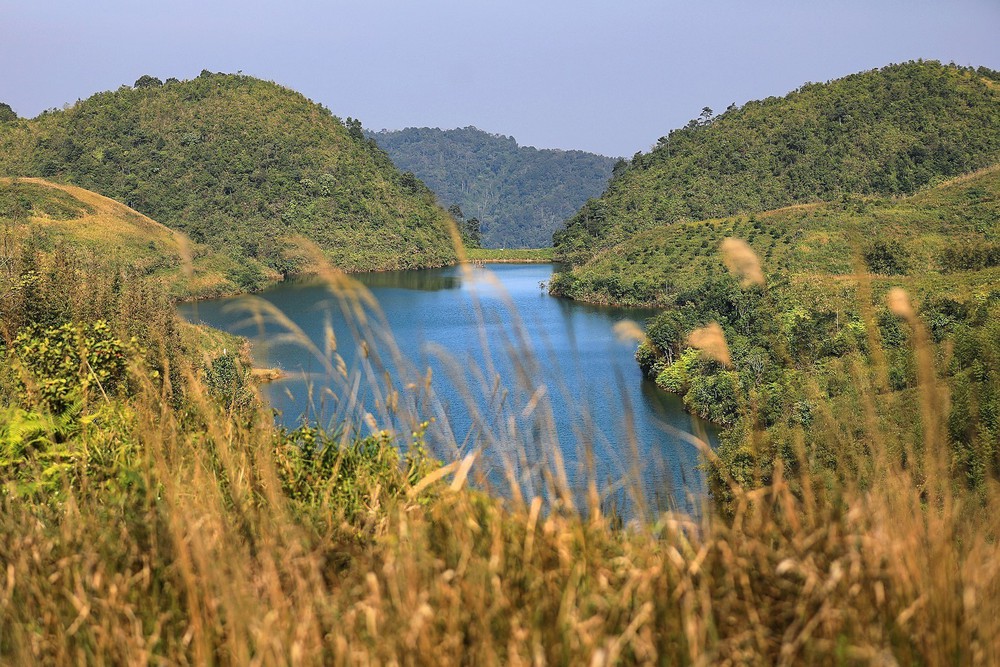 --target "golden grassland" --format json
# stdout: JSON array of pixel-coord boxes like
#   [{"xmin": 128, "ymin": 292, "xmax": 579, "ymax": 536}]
[{"xmin": 0, "ymin": 177, "xmax": 260, "ymax": 300}]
